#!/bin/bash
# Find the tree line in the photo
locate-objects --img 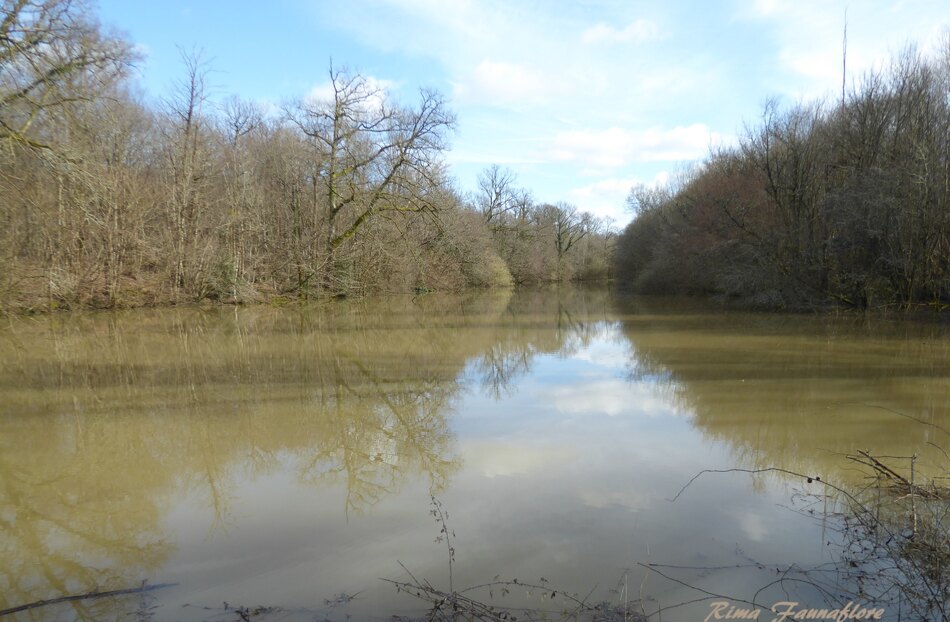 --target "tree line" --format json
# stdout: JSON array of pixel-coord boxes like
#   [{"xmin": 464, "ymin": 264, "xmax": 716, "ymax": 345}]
[
  {"xmin": 615, "ymin": 41, "xmax": 950, "ymax": 310},
  {"xmin": 0, "ymin": 0, "xmax": 612, "ymax": 312}
]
